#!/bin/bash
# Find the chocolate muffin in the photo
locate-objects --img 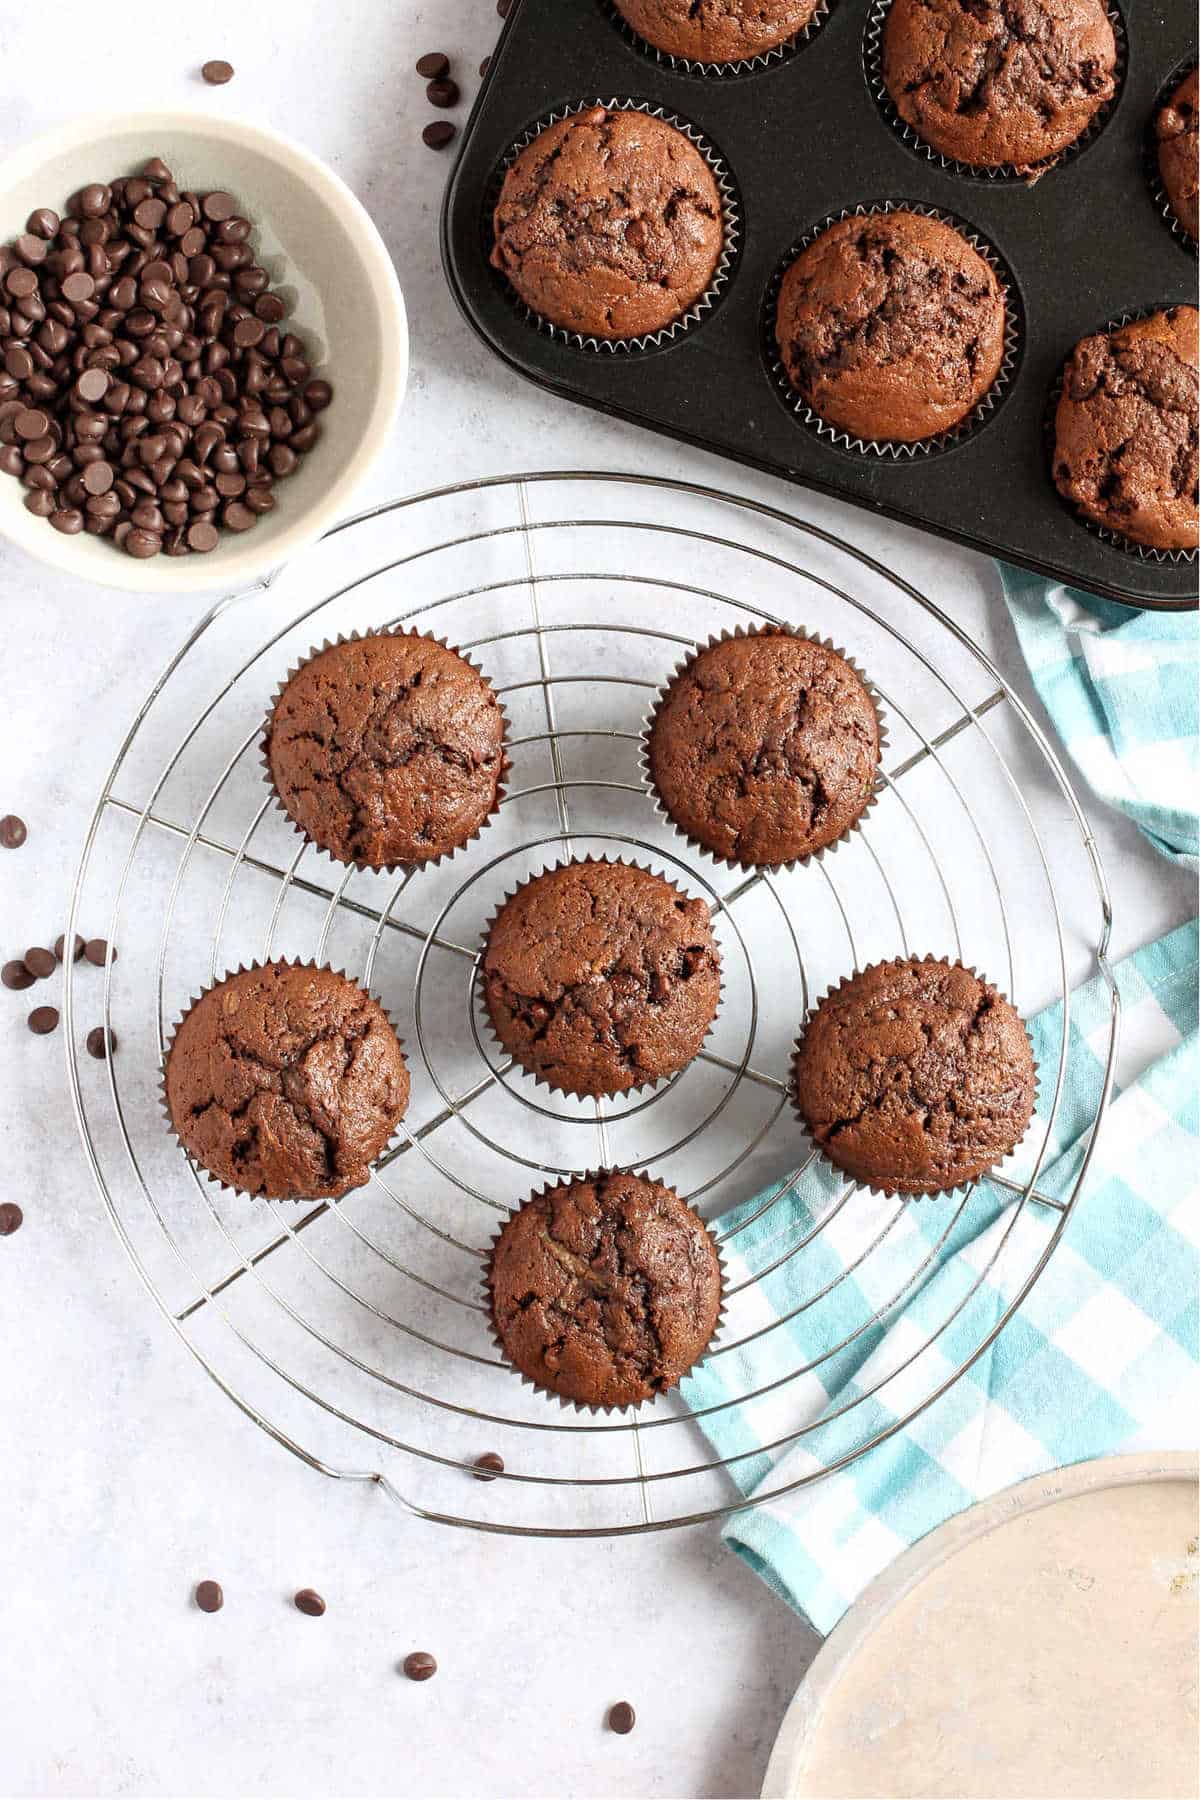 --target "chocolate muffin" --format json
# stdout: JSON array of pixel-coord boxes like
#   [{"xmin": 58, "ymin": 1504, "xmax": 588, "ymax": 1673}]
[
  {"xmin": 481, "ymin": 859, "xmax": 721, "ymax": 1098},
  {"xmin": 775, "ymin": 210, "xmax": 1006, "ymax": 443},
  {"xmin": 646, "ymin": 629, "xmax": 881, "ymax": 867},
  {"xmin": 1052, "ymin": 307, "xmax": 1199, "ymax": 551},
  {"xmin": 490, "ymin": 106, "xmax": 724, "ymax": 341},
  {"xmin": 792, "ymin": 958, "xmax": 1036, "ymax": 1197},
  {"xmin": 165, "ymin": 962, "xmax": 410, "ymax": 1200},
  {"xmin": 881, "ymin": 0, "xmax": 1117, "ymax": 170},
  {"xmin": 1156, "ymin": 67, "xmax": 1198, "ymax": 240},
  {"xmin": 613, "ymin": 0, "xmax": 820, "ymax": 62},
  {"xmin": 265, "ymin": 632, "xmax": 506, "ymax": 869},
  {"xmin": 488, "ymin": 1170, "xmax": 723, "ymax": 1409}
]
